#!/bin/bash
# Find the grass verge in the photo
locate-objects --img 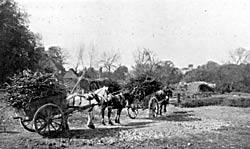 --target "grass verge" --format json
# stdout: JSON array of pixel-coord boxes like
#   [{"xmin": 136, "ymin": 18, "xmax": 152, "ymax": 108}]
[{"xmin": 180, "ymin": 95, "xmax": 250, "ymax": 108}]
